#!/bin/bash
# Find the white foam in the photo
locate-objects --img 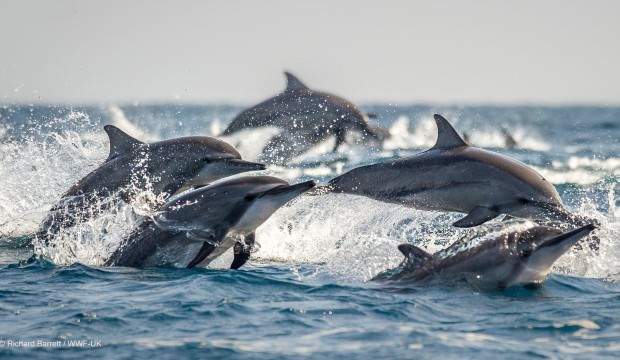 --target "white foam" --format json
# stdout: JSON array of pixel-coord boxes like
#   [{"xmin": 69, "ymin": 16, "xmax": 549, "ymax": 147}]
[
  {"xmin": 0, "ymin": 112, "xmax": 108, "ymax": 238},
  {"xmin": 0, "ymin": 112, "xmax": 617, "ymax": 283}
]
